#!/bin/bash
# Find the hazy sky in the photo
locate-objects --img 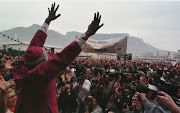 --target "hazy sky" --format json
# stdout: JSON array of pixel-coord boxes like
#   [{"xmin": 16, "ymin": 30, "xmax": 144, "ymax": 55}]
[{"xmin": 0, "ymin": 0, "xmax": 180, "ymax": 52}]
